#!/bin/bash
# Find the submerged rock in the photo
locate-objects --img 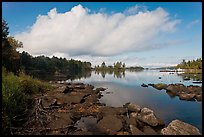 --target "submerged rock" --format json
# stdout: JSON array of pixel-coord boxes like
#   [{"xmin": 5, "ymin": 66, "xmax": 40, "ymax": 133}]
[{"xmin": 161, "ymin": 120, "xmax": 201, "ymax": 135}]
